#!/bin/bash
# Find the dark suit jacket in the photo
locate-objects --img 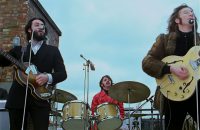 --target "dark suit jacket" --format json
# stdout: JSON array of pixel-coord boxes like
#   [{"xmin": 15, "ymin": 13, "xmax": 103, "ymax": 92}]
[
  {"xmin": 0, "ymin": 88, "xmax": 8, "ymax": 100},
  {"xmin": 0, "ymin": 42, "xmax": 67, "ymax": 109}
]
